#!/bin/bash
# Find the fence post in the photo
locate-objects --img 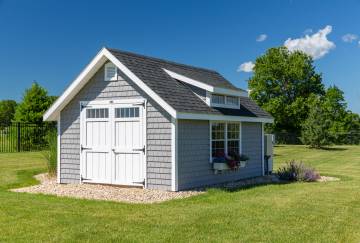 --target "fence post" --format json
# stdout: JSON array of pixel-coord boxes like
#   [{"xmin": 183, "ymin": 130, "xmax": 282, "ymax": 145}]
[{"xmin": 17, "ymin": 122, "xmax": 21, "ymax": 152}]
